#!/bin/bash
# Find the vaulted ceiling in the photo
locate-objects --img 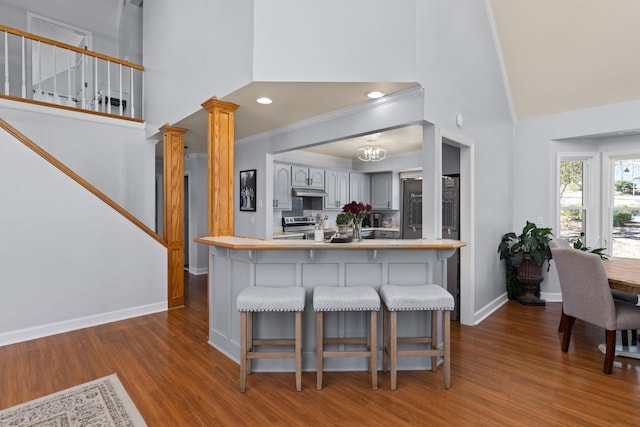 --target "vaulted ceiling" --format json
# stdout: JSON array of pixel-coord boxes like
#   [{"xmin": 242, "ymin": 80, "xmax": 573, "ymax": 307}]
[
  {"xmin": 490, "ymin": 0, "xmax": 640, "ymax": 119},
  {"xmin": 8, "ymin": 0, "xmax": 640, "ymax": 152}
]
